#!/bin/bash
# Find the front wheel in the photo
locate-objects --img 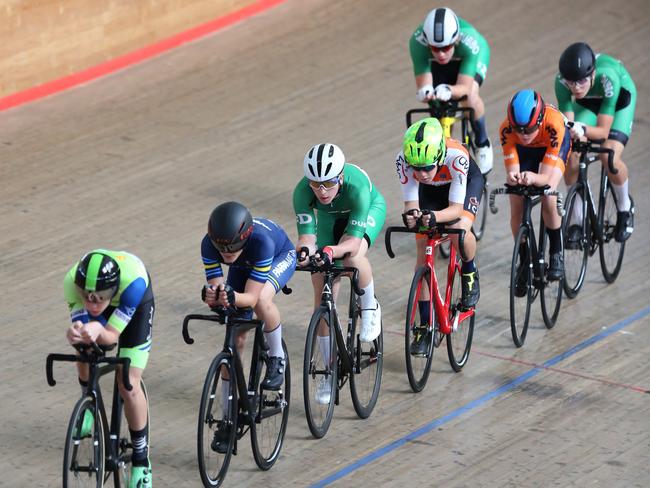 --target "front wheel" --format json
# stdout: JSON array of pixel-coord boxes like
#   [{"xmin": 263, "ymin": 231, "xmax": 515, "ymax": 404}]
[
  {"xmin": 540, "ymin": 230, "xmax": 563, "ymax": 329},
  {"xmin": 562, "ymin": 184, "xmax": 589, "ymax": 298},
  {"xmin": 510, "ymin": 226, "xmax": 533, "ymax": 347},
  {"xmin": 115, "ymin": 378, "xmax": 149, "ymax": 488},
  {"xmin": 63, "ymin": 396, "xmax": 105, "ymax": 488},
  {"xmin": 404, "ymin": 266, "xmax": 435, "ymax": 392},
  {"xmin": 446, "ymin": 257, "xmax": 475, "ymax": 371},
  {"xmin": 251, "ymin": 341, "xmax": 291, "ymax": 470},
  {"xmin": 197, "ymin": 353, "xmax": 237, "ymax": 488},
  {"xmin": 303, "ymin": 308, "xmax": 337, "ymax": 439},
  {"xmin": 349, "ymin": 304, "xmax": 383, "ymax": 419},
  {"xmin": 599, "ymin": 181, "xmax": 625, "ymax": 282}
]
